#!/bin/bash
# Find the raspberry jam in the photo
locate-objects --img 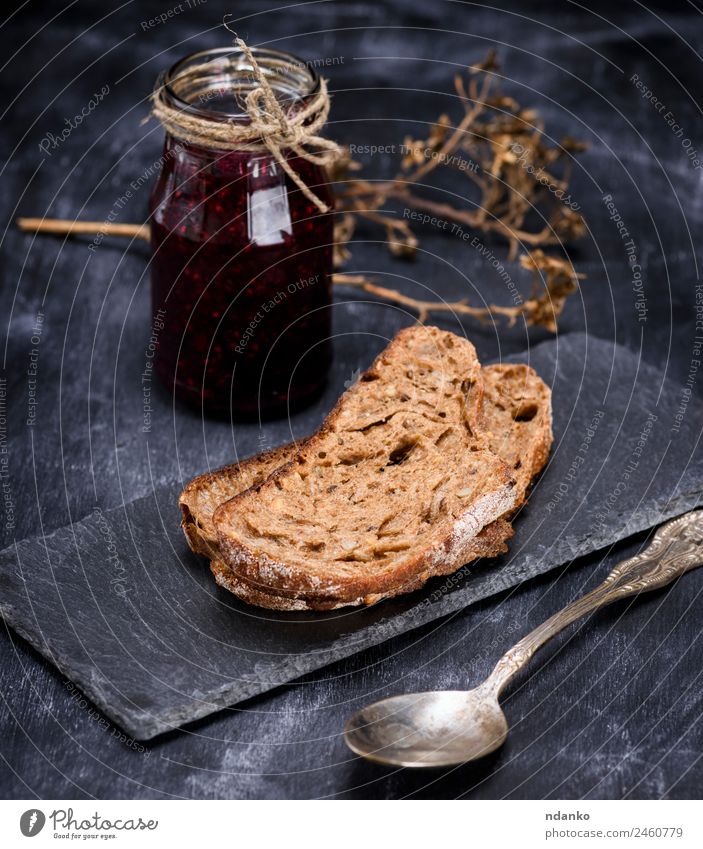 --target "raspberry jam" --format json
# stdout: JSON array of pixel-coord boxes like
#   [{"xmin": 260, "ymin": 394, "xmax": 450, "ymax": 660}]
[{"xmin": 149, "ymin": 48, "xmax": 334, "ymax": 417}]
